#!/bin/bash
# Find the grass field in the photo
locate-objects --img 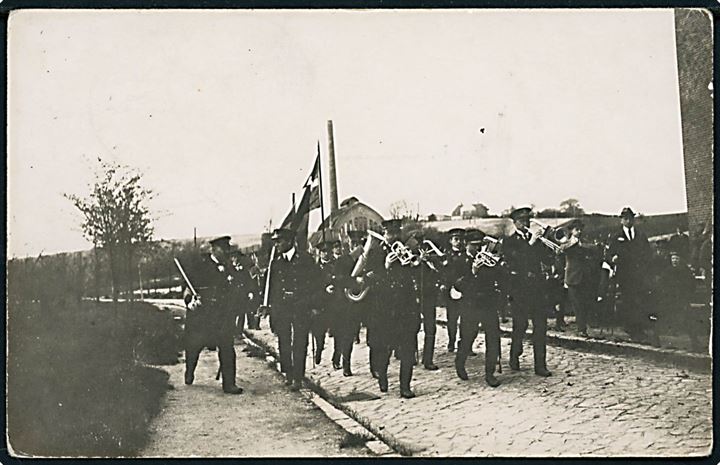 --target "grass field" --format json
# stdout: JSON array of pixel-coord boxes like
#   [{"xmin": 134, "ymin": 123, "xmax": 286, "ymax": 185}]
[{"xmin": 7, "ymin": 300, "xmax": 180, "ymax": 457}]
